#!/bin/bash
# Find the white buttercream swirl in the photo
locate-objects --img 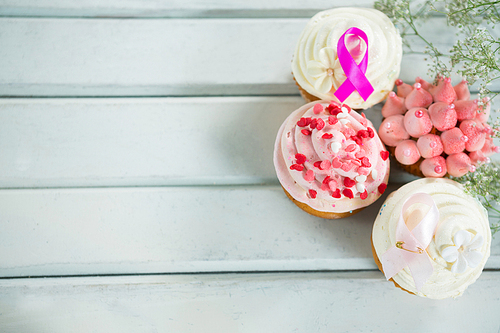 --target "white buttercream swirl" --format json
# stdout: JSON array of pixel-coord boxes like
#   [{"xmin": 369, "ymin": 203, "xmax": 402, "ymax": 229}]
[
  {"xmin": 372, "ymin": 178, "xmax": 491, "ymax": 299},
  {"xmin": 292, "ymin": 7, "xmax": 402, "ymax": 109}
]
